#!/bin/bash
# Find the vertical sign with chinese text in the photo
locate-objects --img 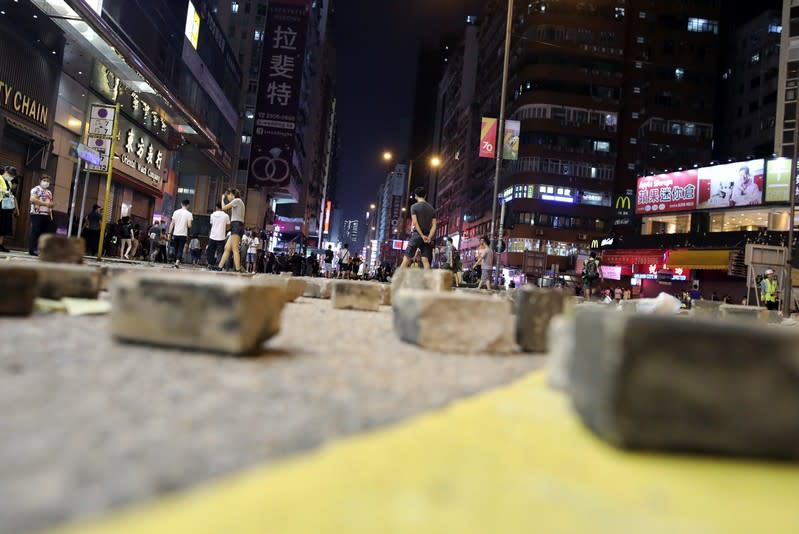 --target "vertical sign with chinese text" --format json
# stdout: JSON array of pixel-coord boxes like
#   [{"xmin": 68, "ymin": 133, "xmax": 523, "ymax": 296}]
[
  {"xmin": 248, "ymin": 0, "xmax": 310, "ymax": 189},
  {"xmin": 479, "ymin": 117, "xmax": 497, "ymax": 159}
]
